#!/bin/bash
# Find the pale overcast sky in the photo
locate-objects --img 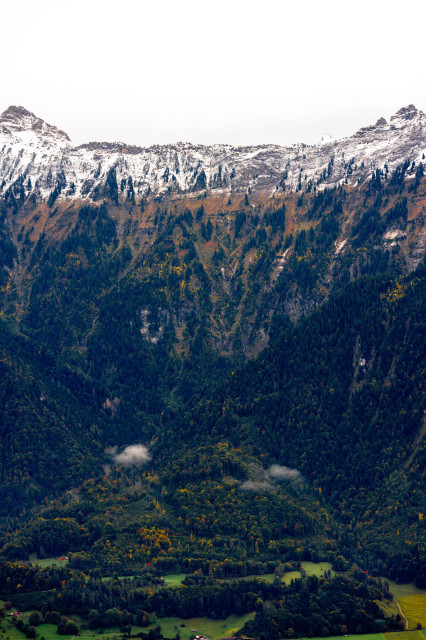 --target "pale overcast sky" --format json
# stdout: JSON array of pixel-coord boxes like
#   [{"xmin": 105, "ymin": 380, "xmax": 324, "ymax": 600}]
[{"xmin": 1, "ymin": 0, "xmax": 425, "ymax": 147}]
